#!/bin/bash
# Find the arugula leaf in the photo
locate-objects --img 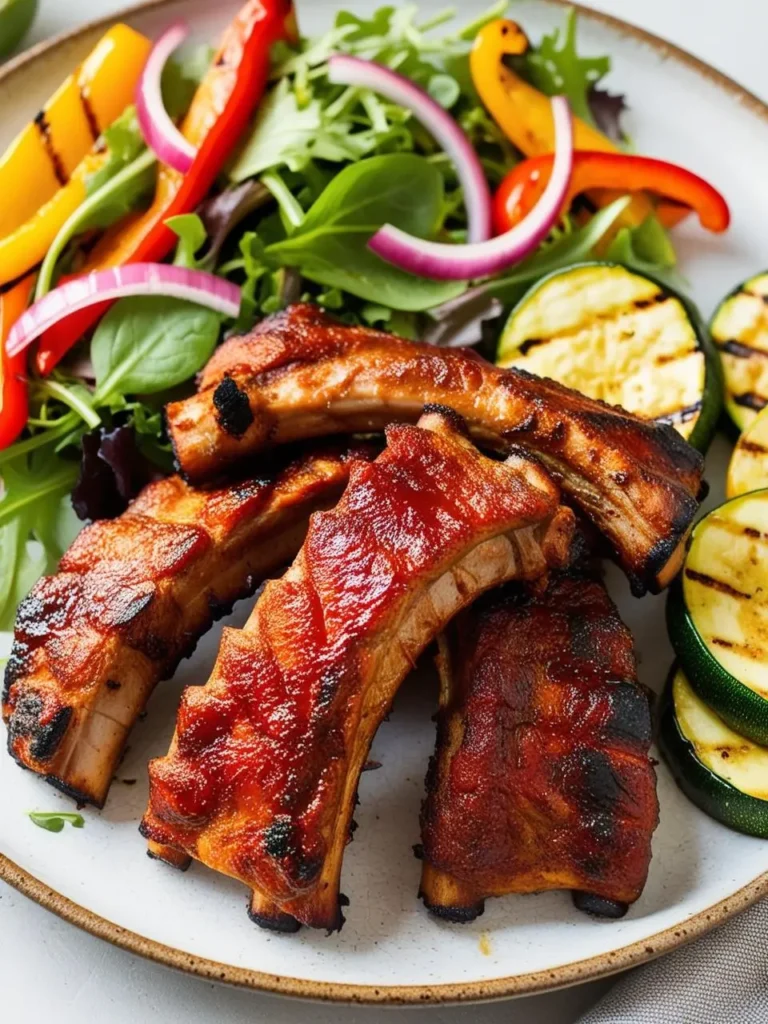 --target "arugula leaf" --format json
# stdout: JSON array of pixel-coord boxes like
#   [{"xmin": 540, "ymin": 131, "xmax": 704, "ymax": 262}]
[
  {"xmin": 85, "ymin": 106, "xmax": 146, "ymax": 195},
  {"xmin": 92, "ymin": 297, "xmax": 221, "ymax": 400},
  {"xmin": 29, "ymin": 811, "xmax": 85, "ymax": 833},
  {"xmin": 37, "ymin": 149, "xmax": 156, "ymax": 299},
  {"xmin": 267, "ymin": 154, "xmax": 465, "ymax": 310},
  {"xmin": 230, "ymin": 79, "xmax": 324, "ymax": 181},
  {"xmin": 167, "ymin": 213, "xmax": 208, "ymax": 269},
  {"xmin": 524, "ymin": 10, "xmax": 610, "ymax": 126},
  {"xmin": 606, "ymin": 213, "xmax": 685, "ymax": 289}
]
